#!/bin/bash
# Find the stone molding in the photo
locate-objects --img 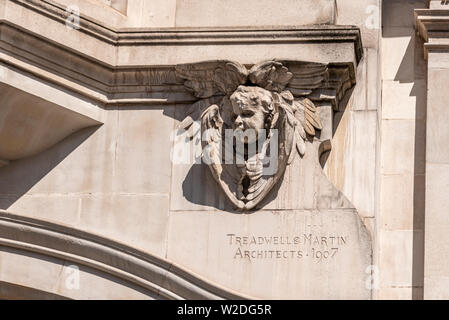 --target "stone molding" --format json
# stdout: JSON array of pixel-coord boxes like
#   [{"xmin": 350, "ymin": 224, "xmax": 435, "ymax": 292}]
[
  {"xmin": 0, "ymin": 1, "xmax": 361, "ymax": 167},
  {"xmin": 415, "ymin": 8, "xmax": 449, "ymax": 58},
  {"xmin": 0, "ymin": 1, "xmax": 371, "ymax": 300},
  {"xmin": 10, "ymin": 0, "xmax": 362, "ymax": 55},
  {"xmin": 0, "ymin": 0, "xmax": 362, "ymax": 107},
  {"xmin": 415, "ymin": 1, "xmax": 449, "ymax": 300},
  {"xmin": 0, "ymin": 211, "xmax": 252, "ymax": 300},
  {"xmin": 0, "ymin": 20, "xmax": 357, "ymax": 108}
]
